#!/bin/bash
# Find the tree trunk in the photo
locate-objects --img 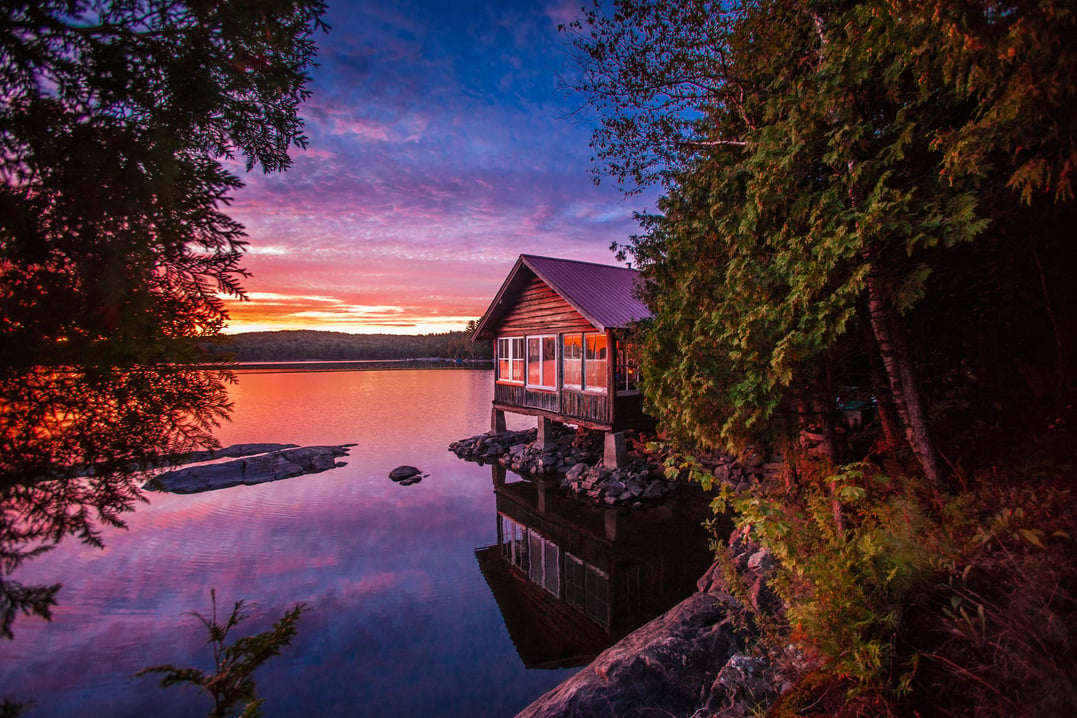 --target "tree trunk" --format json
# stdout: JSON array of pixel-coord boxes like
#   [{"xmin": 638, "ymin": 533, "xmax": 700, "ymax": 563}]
[
  {"xmin": 858, "ymin": 303, "xmax": 902, "ymax": 452},
  {"xmin": 864, "ymin": 267, "xmax": 942, "ymax": 483}
]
